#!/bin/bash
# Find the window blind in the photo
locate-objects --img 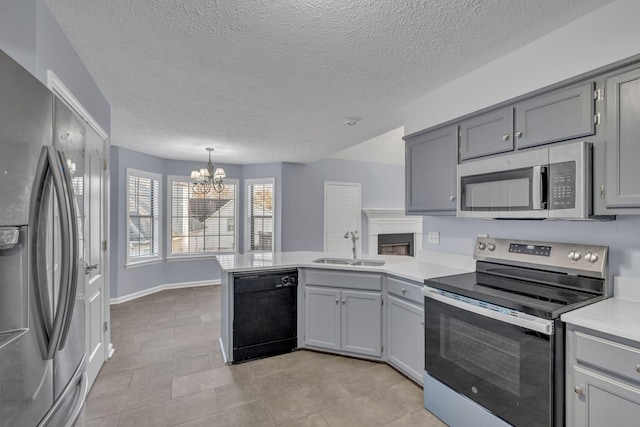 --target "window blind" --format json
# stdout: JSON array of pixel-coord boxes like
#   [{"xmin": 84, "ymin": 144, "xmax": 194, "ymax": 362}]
[
  {"xmin": 248, "ymin": 182, "xmax": 273, "ymax": 252},
  {"xmin": 128, "ymin": 173, "xmax": 160, "ymax": 259}
]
